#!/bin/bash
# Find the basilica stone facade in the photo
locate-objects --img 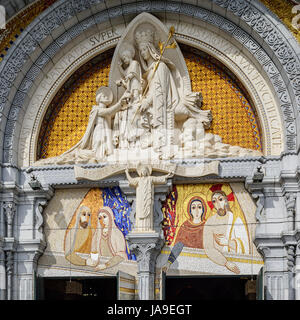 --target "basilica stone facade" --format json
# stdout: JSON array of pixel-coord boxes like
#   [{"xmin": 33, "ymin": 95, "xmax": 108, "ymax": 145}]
[{"xmin": 0, "ymin": 0, "xmax": 299, "ymax": 300}]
